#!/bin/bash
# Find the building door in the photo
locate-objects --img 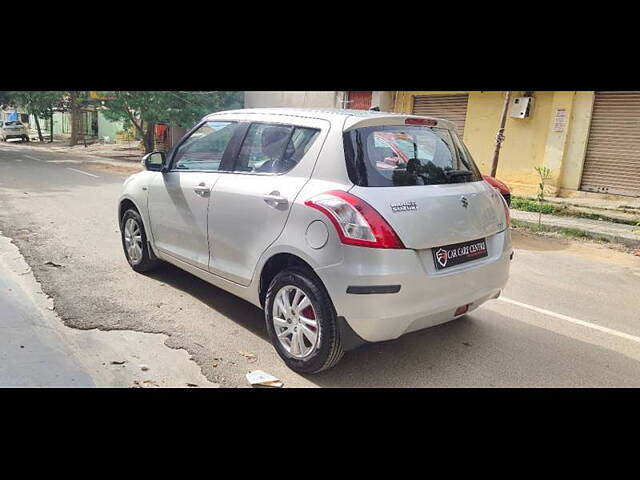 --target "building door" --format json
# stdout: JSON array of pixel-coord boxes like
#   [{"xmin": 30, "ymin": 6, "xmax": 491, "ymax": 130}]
[
  {"xmin": 580, "ymin": 91, "xmax": 640, "ymax": 197},
  {"xmin": 412, "ymin": 94, "xmax": 469, "ymax": 137},
  {"xmin": 348, "ymin": 91, "xmax": 372, "ymax": 110}
]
